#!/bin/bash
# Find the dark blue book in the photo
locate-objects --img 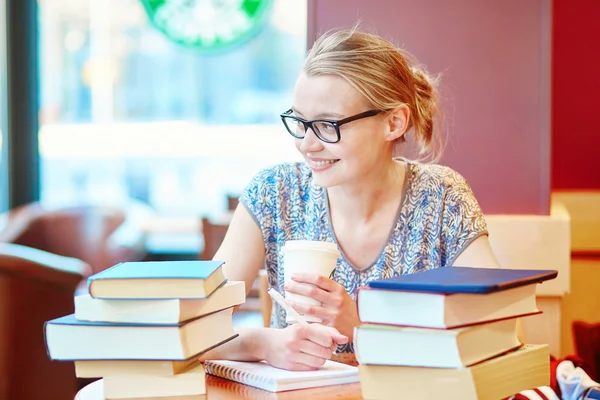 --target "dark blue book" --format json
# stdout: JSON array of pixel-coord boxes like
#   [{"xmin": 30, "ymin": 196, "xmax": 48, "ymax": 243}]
[
  {"xmin": 586, "ymin": 388, "xmax": 600, "ymax": 400},
  {"xmin": 368, "ymin": 267, "xmax": 557, "ymax": 294},
  {"xmin": 88, "ymin": 260, "xmax": 226, "ymax": 299}
]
